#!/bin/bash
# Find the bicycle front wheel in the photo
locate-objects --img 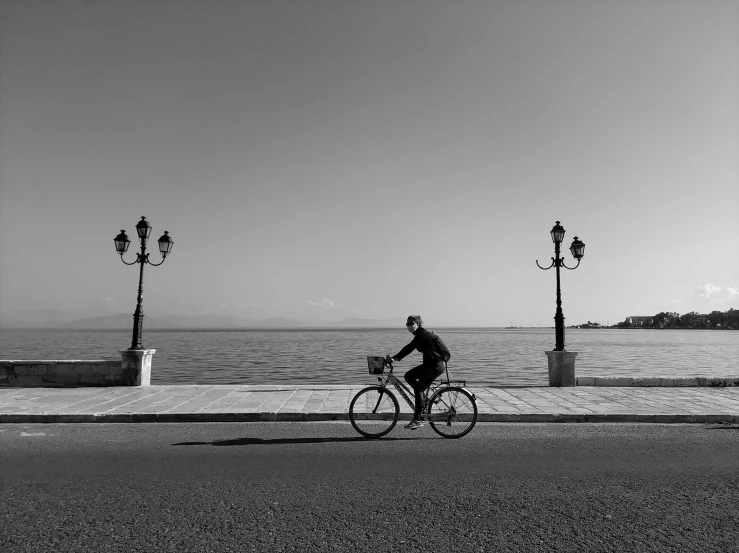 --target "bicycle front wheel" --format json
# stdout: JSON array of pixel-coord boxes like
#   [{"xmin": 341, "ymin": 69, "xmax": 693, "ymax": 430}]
[
  {"xmin": 349, "ymin": 386, "xmax": 399, "ymax": 438},
  {"xmin": 426, "ymin": 387, "xmax": 478, "ymax": 439}
]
